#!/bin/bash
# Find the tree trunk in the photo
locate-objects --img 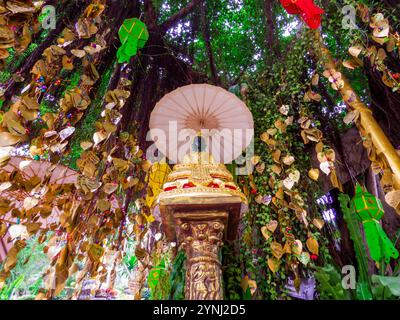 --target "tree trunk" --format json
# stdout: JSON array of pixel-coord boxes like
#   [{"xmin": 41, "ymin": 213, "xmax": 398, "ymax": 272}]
[
  {"xmin": 200, "ymin": 1, "xmax": 220, "ymax": 86},
  {"xmin": 365, "ymin": 60, "xmax": 400, "ymax": 148},
  {"xmin": 263, "ymin": 0, "xmax": 279, "ymax": 59}
]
